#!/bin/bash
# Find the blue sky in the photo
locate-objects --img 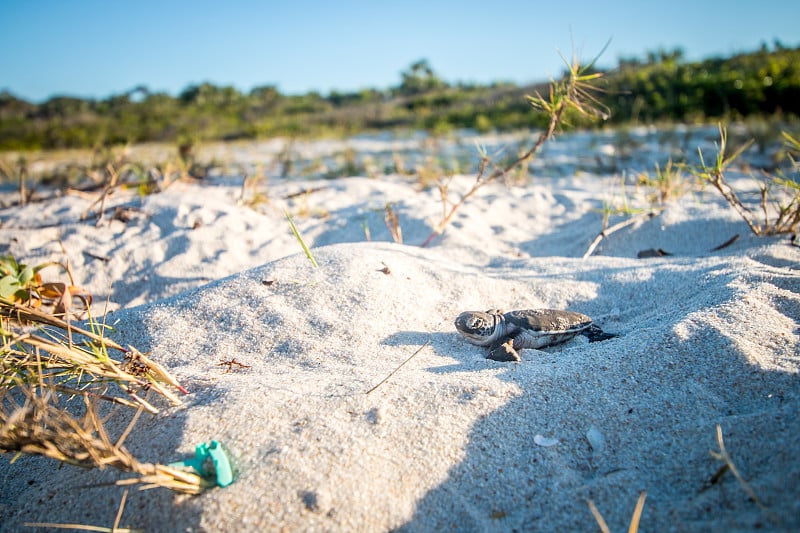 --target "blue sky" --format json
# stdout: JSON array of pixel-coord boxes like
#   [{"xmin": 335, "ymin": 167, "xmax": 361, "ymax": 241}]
[{"xmin": 2, "ymin": 0, "xmax": 798, "ymax": 102}]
